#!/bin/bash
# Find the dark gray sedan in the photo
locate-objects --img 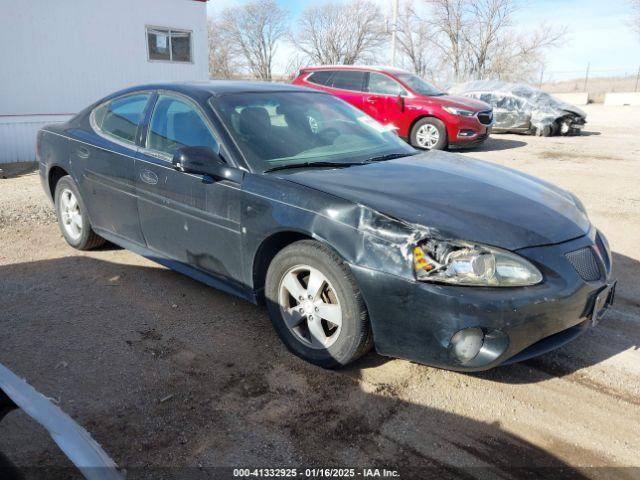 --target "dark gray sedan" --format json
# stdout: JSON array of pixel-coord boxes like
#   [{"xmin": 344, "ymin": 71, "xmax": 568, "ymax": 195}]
[{"xmin": 37, "ymin": 82, "xmax": 615, "ymax": 371}]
